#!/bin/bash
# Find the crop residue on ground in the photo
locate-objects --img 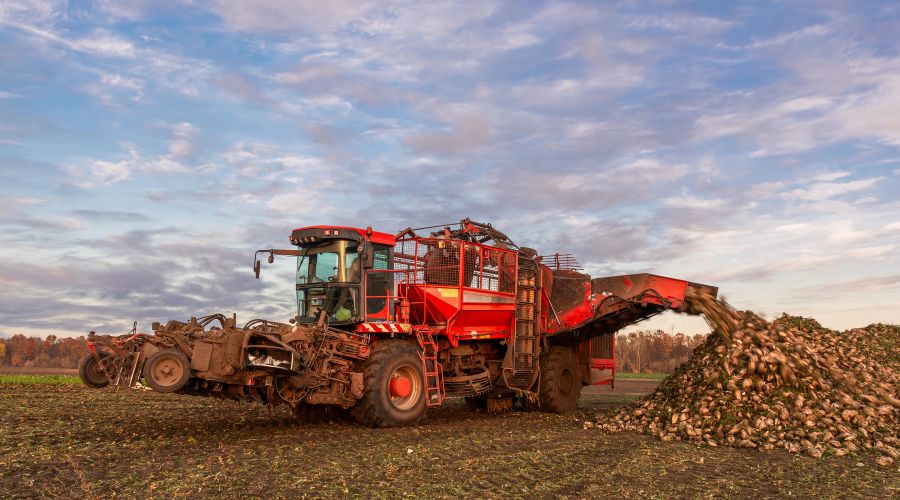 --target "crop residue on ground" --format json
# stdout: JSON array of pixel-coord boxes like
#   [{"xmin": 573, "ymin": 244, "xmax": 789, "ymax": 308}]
[{"xmin": 2, "ymin": 380, "xmax": 897, "ymax": 498}]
